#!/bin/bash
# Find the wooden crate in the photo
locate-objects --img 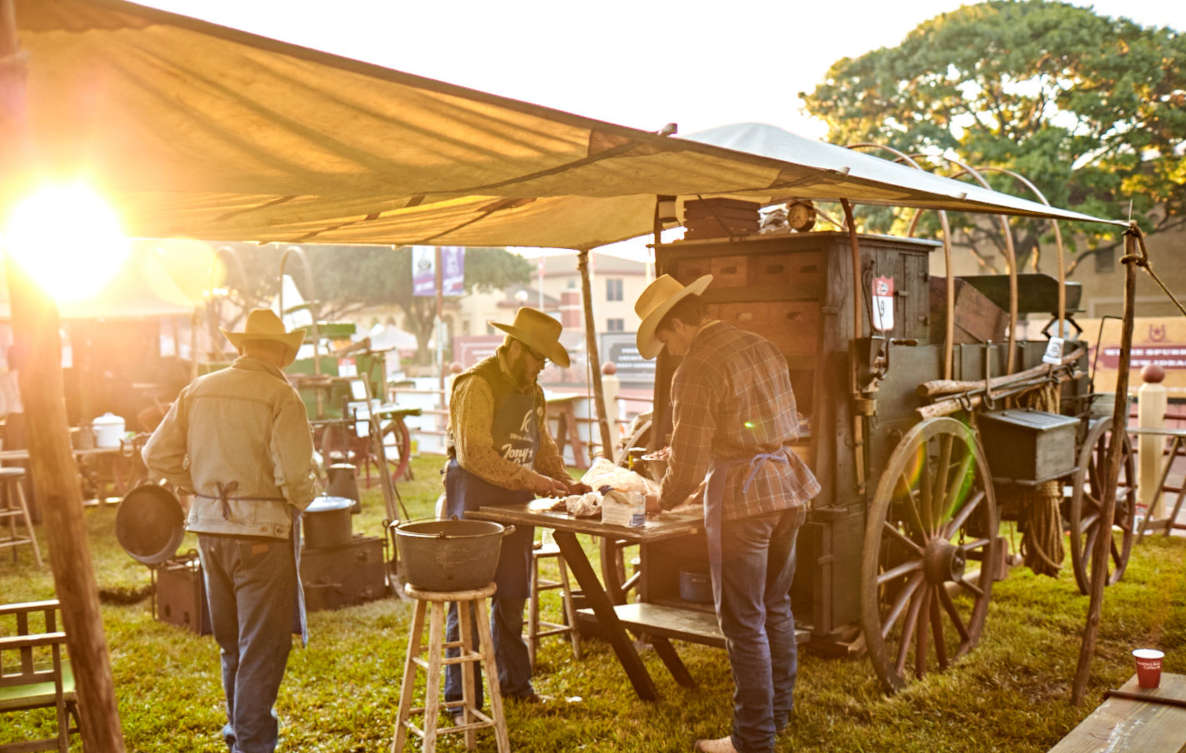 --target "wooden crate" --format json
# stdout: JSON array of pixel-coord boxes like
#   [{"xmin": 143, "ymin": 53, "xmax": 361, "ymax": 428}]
[
  {"xmin": 978, "ymin": 409, "xmax": 1078, "ymax": 484},
  {"xmin": 930, "ymin": 276, "xmax": 1008, "ymax": 344}
]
